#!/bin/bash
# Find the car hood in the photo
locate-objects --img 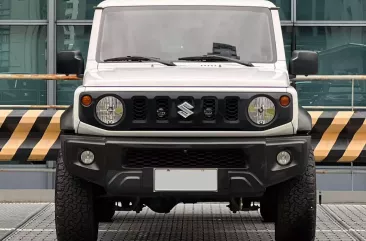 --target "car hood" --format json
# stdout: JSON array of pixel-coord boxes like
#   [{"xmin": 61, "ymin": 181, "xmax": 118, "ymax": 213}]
[{"xmin": 83, "ymin": 67, "xmax": 290, "ymax": 88}]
